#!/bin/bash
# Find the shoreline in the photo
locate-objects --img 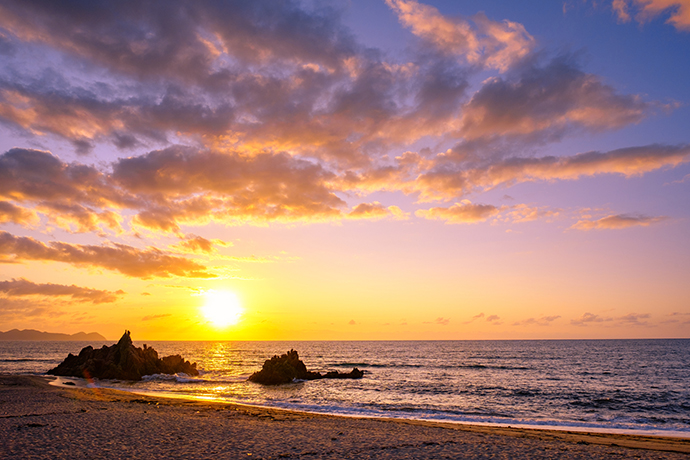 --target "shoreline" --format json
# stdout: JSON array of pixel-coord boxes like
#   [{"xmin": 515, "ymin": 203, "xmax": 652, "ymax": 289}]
[
  {"xmin": 2, "ymin": 375, "xmax": 689, "ymax": 459},
  {"xmin": 50, "ymin": 374, "xmax": 690, "ymax": 441}
]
